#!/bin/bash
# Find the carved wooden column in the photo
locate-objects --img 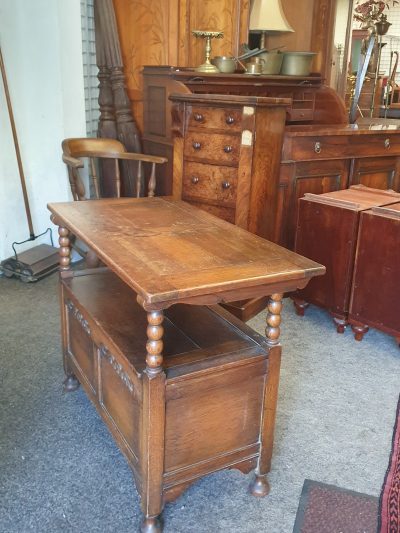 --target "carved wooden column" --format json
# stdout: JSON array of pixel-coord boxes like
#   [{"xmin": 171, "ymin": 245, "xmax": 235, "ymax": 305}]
[
  {"xmin": 140, "ymin": 309, "xmax": 166, "ymax": 532},
  {"xmin": 94, "ymin": 0, "xmax": 142, "ymax": 196},
  {"xmin": 250, "ymin": 293, "xmax": 283, "ymax": 497},
  {"xmin": 57, "ymin": 225, "xmax": 80, "ymax": 393}
]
